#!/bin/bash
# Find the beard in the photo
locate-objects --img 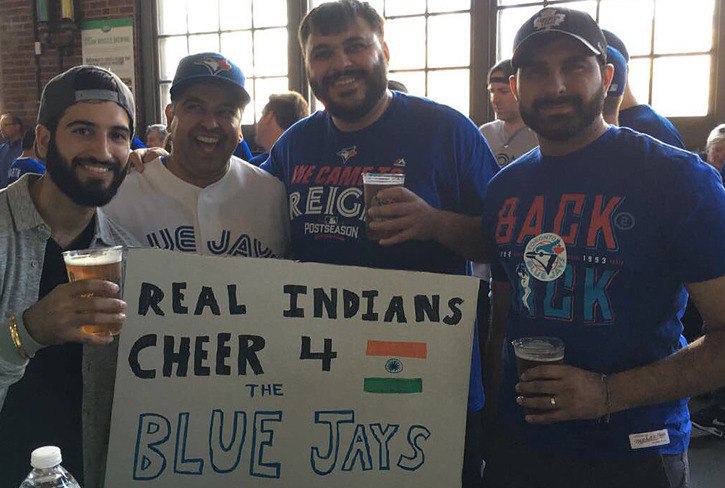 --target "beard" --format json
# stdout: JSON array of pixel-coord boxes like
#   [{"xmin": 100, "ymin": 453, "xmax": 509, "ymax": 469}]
[
  {"xmin": 45, "ymin": 134, "xmax": 127, "ymax": 207},
  {"xmin": 310, "ymin": 58, "xmax": 388, "ymax": 123},
  {"xmin": 520, "ymin": 89, "xmax": 604, "ymax": 142}
]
